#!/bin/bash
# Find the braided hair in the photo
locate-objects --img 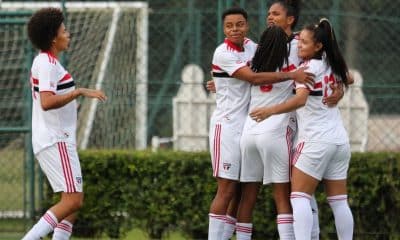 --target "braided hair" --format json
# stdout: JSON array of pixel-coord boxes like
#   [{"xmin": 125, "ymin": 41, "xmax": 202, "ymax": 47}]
[{"xmin": 251, "ymin": 25, "xmax": 289, "ymax": 73}]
